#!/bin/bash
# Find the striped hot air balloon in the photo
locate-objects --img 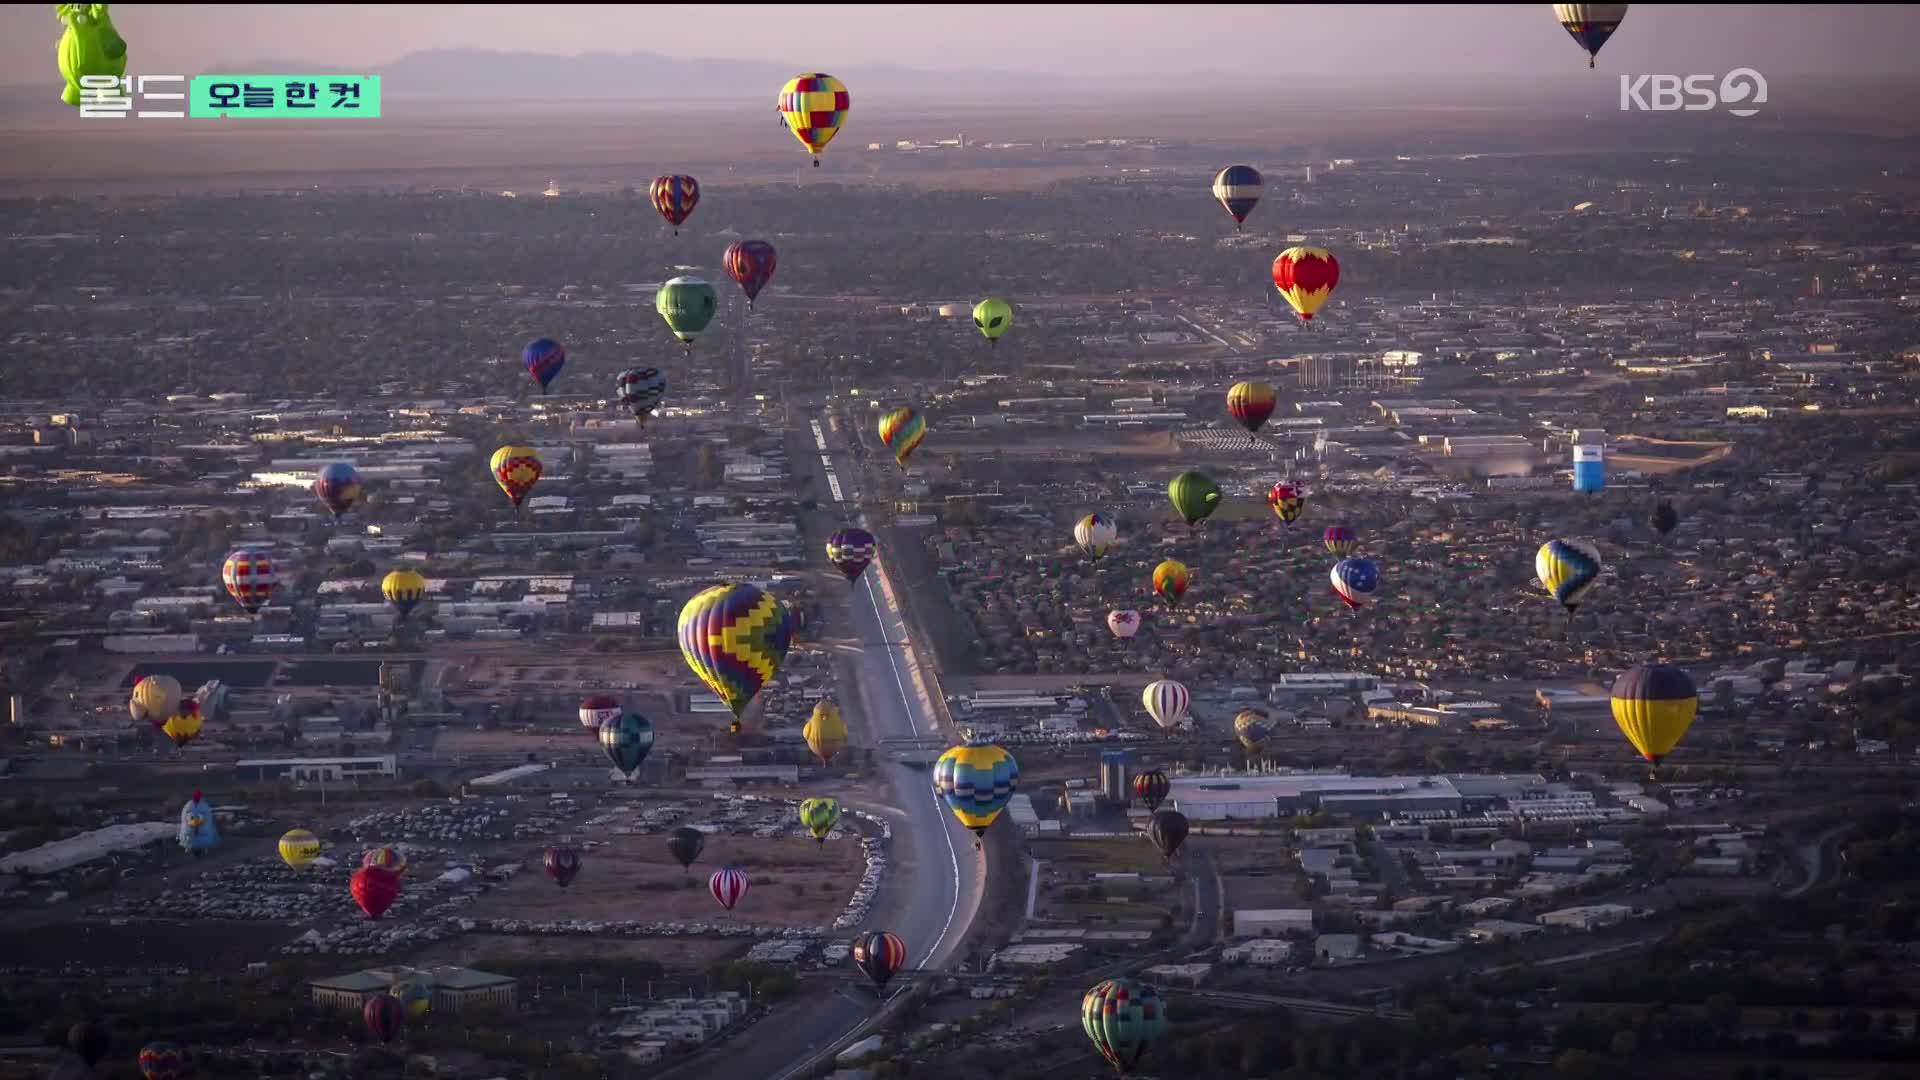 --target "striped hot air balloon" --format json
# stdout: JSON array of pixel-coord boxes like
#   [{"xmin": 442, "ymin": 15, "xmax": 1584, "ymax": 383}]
[
  {"xmin": 221, "ymin": 547, "xmax": 278, "ymax": 614},
  {"xmin": 313, "ymin": 462, "xmax": 362, "ymax": 517},
  {"xmin": 851, "ymin": 930, "xmax": 908, "ymax": 992},
  {"xmin": 1536, "ymin": 538, "xmax": 1603, "ymax": 613},
  {"xmin": 363, "ymin": 994, "xmax": 405, "ymax": 1045},
  {"xmin": 649, "ymin": 174, "xmax": 700, "ymax": 234},
  {"xmin": 1082, "ymin": 979, "xmax": 1168, "ymax": 1075},
  {"xmin": 1132, "ymin": 769, "xmax": 1170, "ymax": 811},
  {"xmin": 1324, "ymin": 524, "xmax": 1358, "ymax": 557},
  {"xmin": 778, "ymin": 73, "xmax": 851, "ymax": 165},
  {"xmin": 1552, "ymin": 3, "xmax": 1629, "ymax": 68},
  {"xmin": 877, "ymin": 406, "xmax": 926, "ymax": 468},
  {"xmin": 1226, "ymin": 380, "xmax": 1277, "ymax": 434},
  {"xmin": 710, "ymin": 866, "xmax": 750, "ymax": 911},
  {"xmin": 138, "ymin": 1042, "xmax": 190, "ymax": 1080},
  {"xmin": 1611, "ymin": 663, "xmax": 1698, "ymax": 765},
  {"xmin": 1211, "ymin": 164, "xmax": 1264, "ymax": 228},
  {"xmin": 933, "ymin": 742, "xmax": 1019, "ymax": 844},
  {"xmin": 1074, "ymin": 512, "xmax": 1117, "ymax": 560},
  {"xmin": 362, "ymin": 846, "xmax": 408, "ymax": 875},
  {"xmin": 677, "ymin": 583, "xmax": 795, "ymax": 719},
  {"xmin": 615, "ymin": 367, "xmax": 667, "ymax": 425},
  {"xmin": 1142, "ymin": 680, "xmax": 1190, "ymax": 732},
  {"xmin": 724, "ymin": 239, "xmax": 778, "ymax": 308},
  {"xmin": 1152, "ymin": 559, "xmax": 1189, "ymax": 608},
  {"xmin": 1272, "ymin": 245, "xmax": 1341, "ymax": 322},
  {"xmin": 490, "ymin": 445, "xmax": 542, "ymax": 508},
  {"xmin": 1331, "ymin": 557, "xmax": 1380, "ymax": 610}
]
